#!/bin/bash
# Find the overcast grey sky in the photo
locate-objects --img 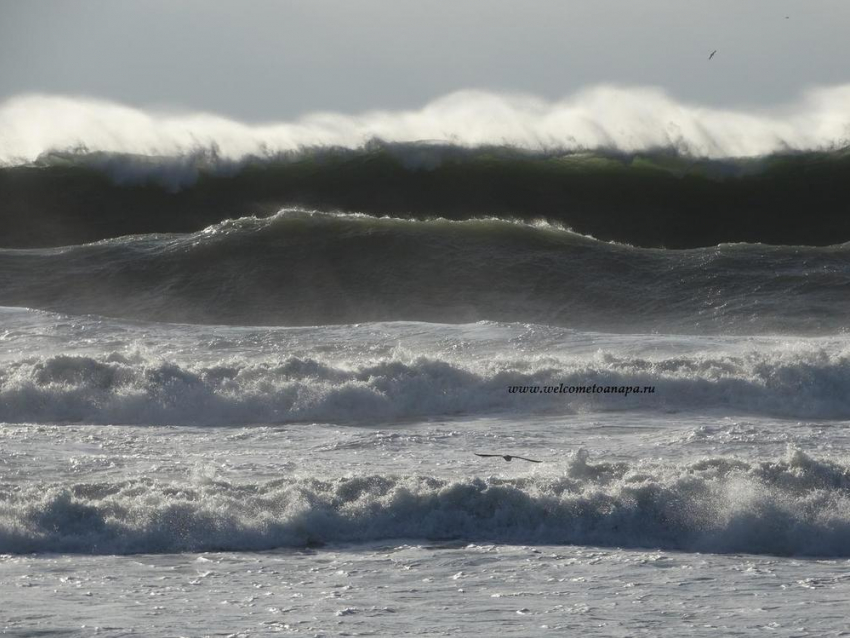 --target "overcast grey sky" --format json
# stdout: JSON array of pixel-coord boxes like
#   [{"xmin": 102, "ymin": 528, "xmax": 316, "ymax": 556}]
[{"xmin": 2, "ymin": 0, "xmax": 849, "ymax": 122}]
